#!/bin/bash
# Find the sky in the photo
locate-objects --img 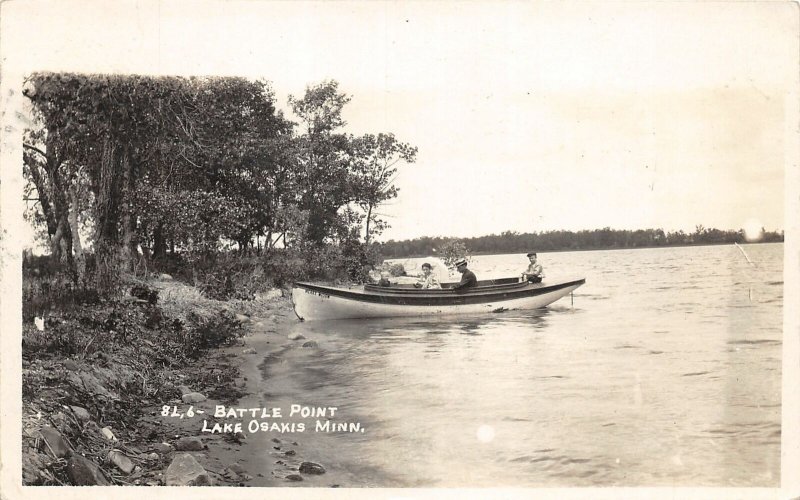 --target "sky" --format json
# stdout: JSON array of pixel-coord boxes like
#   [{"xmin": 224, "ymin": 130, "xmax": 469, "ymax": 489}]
[{"xmin": 2, "ymin": 0, "xmax": 796, "ymax": 243}]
